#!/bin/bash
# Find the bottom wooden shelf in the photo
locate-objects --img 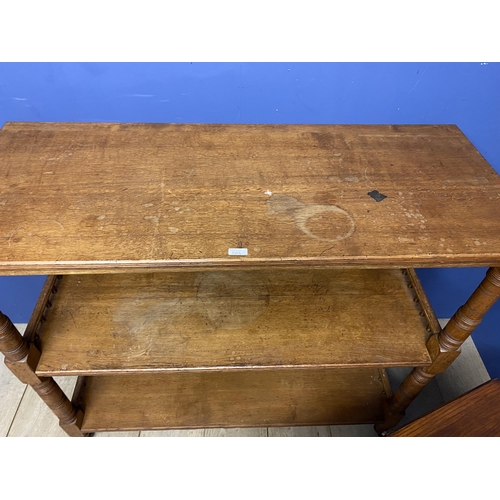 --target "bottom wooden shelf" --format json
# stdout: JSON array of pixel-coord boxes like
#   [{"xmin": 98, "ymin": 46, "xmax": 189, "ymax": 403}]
[{"xmin": 74, "ymin": 368, "xmax": 391, "ymax": 432}]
